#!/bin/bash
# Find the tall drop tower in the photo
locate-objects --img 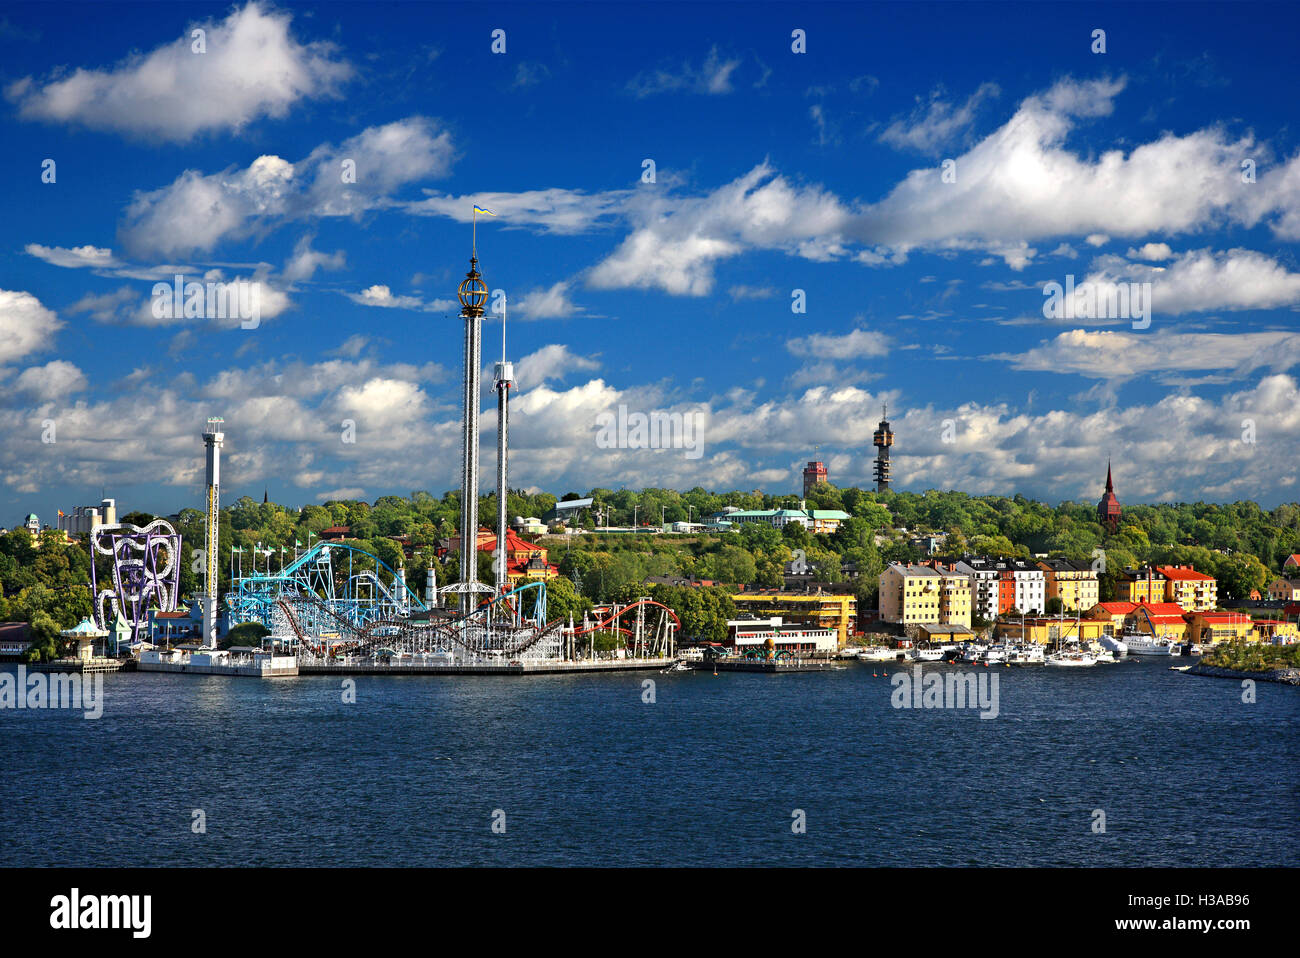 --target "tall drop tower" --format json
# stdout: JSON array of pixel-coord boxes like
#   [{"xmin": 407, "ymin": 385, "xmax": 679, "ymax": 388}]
[
  {"xmin": 493, "ymin": 300, "xmax": 514, "ymax": 599},
  {"xmin": 872, "ymin": 404, "xmax": 893, "ymax": 493},
  {"xmin": 454, "ymin": 240, "xmax": 490, "ymax": 615},
  {"xmin": 202, "ymin": 417, "xmax": 224, "ymax": 645}
]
